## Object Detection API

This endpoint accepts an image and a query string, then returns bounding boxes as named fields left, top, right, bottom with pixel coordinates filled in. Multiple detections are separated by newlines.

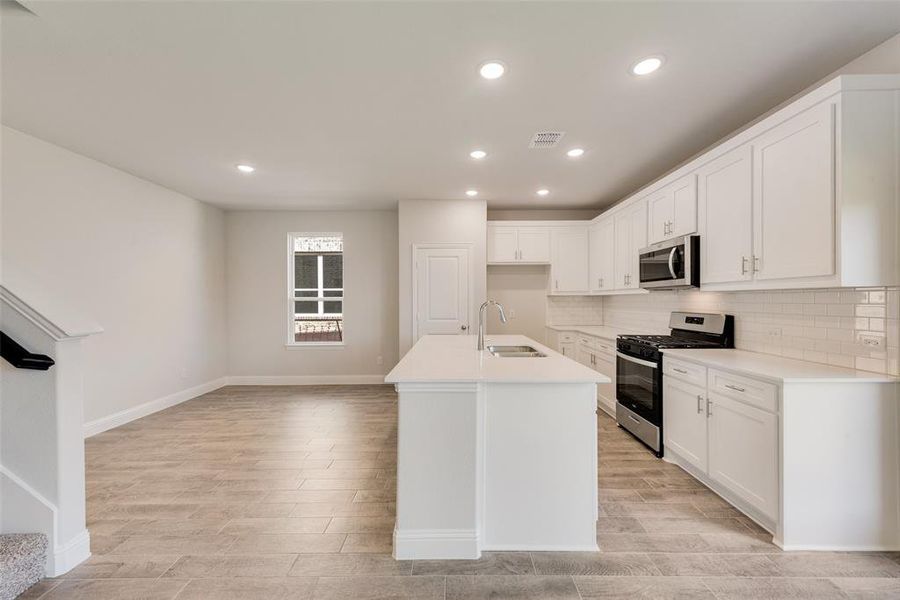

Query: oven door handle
left=667, top=247, right=678, bottom=279
left=616, top=351, right=658, bottom=369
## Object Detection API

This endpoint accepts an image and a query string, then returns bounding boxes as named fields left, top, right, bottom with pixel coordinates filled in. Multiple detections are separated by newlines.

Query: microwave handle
left=667, top=247, right=678, bottom=279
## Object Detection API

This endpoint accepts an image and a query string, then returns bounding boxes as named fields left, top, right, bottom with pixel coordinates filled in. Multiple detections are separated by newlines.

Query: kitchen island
left=384, top=334, right=608, bottom=559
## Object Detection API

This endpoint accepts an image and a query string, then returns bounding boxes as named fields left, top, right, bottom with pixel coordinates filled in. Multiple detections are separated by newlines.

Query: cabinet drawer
left=708, top=368, right=777, bottom=413
left=663, top=357, right=706, bottom=387
left=579, top=335, right=615, bottom=355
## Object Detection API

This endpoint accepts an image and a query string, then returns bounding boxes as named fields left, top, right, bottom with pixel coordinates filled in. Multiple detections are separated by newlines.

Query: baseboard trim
left=83, top=377, right=228, bottom=438
left=392, top=528, right=480, bottom=559
left=226, top=375, right=386, bottom=386
left=775, top=540, right=900, bottom=551
left=48, top=529, right=91, bottom=577
left=482, top=543, right=600, bottom=552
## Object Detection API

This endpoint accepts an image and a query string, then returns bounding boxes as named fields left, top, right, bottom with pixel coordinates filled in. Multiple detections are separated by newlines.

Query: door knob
left=461, top=325, right=468, bottom=331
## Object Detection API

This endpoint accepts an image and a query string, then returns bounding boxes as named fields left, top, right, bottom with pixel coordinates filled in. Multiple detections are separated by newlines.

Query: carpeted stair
left=0, top=534, right=47, bottom=600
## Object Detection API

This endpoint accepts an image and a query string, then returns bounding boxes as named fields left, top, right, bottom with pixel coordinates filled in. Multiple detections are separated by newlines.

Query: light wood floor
left=24, top=385, right=900, bottom=599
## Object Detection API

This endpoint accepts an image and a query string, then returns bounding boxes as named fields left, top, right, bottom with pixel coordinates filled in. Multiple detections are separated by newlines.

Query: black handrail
left=0, top=331, right=55, bottom=370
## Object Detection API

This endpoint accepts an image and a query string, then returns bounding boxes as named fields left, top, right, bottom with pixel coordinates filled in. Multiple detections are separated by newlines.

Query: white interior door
left=414, top=246, right=469, bottom=339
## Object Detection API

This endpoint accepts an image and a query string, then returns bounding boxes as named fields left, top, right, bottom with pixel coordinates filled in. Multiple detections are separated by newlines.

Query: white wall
left=398, top=200, right=487, bottom=356
left=0, top=126, right=227, bottom=426
left=226, top=210, right=398, bottom=380
left=485, top=265, right=549, bottom=343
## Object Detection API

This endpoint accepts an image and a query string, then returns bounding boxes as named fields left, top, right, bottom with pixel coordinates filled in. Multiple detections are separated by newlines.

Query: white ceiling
left=3, top=1, right=899, bottom=211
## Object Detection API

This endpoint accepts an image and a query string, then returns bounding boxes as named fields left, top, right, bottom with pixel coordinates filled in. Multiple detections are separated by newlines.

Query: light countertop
left=662, top=348, right=899, bottom=384
left=385, top=334, right=608, bottom=384
left=546, top=324, right=640, bottom=340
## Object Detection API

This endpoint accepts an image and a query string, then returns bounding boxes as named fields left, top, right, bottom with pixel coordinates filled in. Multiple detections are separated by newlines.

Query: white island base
left=386, top=335, right=605, bottom=559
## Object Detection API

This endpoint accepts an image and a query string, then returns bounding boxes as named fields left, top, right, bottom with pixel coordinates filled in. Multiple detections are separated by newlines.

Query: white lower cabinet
left=707, top=393, right=779, bottom=521
left=663, top=357, right=779, bottom=527
left=570, top=334, right=617, bottom=415
left=663, top=377, right=708, bottom=473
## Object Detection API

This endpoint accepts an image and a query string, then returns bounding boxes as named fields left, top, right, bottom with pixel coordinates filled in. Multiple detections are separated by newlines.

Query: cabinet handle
left=599, top=277, right=604, bottom=288
left=597, top=278, right=601, bottom=288
left=706, top=398, right=713, bottom=418
left=753, top=256, right=760, bottom=273
left=673, top=367, right=688, bottom=374
left=697, top=394, right=703, bottom=414
left=555, top=279, right=559, bottom=289
left=724, top=383, right=746, bottom=393
left=741, top=256, right=748, bottom=275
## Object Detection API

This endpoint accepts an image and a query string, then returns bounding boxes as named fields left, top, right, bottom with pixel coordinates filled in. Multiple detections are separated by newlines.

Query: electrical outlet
left=858, top=333, right=885, bottom=349
left=507, top=309, right=516, bottom=319
left=766, top=327, right=782, bottom=338
left=376, top=355, right=383, bottom=365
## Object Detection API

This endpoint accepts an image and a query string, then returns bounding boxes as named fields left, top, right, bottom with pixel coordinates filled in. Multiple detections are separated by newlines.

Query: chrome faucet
left=477, top=300, right=508, bottom=351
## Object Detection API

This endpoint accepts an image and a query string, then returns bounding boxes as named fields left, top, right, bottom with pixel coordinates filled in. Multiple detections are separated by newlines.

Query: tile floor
left=23, top=385, right=900, bottom=599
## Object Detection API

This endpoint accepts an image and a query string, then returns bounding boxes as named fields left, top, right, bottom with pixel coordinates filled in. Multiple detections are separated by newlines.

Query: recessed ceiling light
left=631, top=56, right=663, bottom=76
left=236, top=164, right=255, bottom=173
left=536, top=189, right=550, bottom=197
left=479, top=61, right=506, bottom=80
left=469, top=150, right=487, bottom=160
left=566, top=148, right=585, bottom=158
left=466, top=189, right=479, bottom=197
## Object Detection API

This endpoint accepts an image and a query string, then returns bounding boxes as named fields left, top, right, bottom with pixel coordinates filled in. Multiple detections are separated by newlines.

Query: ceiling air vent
left=528, top=131, right=566, bottom=149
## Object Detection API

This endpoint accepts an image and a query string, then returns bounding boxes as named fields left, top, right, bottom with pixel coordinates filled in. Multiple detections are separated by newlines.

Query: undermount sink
left=486, top=345, right=547, bottom=358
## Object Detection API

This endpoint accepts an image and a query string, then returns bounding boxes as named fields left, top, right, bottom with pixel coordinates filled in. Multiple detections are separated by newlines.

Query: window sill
left=285, top=342, right=346, bottom=350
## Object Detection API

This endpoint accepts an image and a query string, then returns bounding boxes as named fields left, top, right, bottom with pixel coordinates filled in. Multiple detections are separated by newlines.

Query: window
left=288, top=233, right=343, bottom=344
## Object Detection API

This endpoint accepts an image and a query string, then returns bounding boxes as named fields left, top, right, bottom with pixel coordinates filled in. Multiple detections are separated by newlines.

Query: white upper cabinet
left=614, top=200, right=647, bottom=290
left=647, top=189, right=670, bottom=246
left=647, top=174, right=697, bottom=245
left=698, top=145, right=754, bottom=285
left=589, top=218, right=615, bottom=292
left=517, top=227, right=552, bottom=263
left=752, top=101, right=834, bottom=281
left=487, top=226, right=518, bottom=263
left=695, top=76, right=900, bottom=290
left=551, top=226, right=589, bottom=293
left=670, top=175, right=698, bottom=239
left=487, top=224, right=550, bottom=264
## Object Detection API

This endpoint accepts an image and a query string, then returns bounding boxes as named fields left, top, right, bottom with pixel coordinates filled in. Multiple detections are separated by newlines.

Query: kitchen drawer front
left=663, top=357, right=707, bottom=388
left=558, top=332, right=577, bottom=343
left=708, top=368, right=777, bottom=413
left=594, top=338, right=616, bottom=360
left=579, top=335, right=615, bottom=358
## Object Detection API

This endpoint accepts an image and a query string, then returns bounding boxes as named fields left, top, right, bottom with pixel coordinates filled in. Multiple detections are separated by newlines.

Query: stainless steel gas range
left=615, top=312, right=734, bottom=457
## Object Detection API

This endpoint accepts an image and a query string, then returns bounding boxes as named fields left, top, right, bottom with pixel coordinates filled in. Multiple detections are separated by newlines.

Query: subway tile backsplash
left=550, top=287, right=899, bottom=376
left=547, top=295, right=603, bottom=326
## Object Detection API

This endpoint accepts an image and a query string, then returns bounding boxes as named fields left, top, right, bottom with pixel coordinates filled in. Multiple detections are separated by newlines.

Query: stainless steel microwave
left=638, top=235, right=700, bottom=290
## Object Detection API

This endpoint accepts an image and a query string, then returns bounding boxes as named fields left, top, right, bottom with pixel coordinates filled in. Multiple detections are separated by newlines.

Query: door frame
left=411, top=243, right=473, bottom=343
